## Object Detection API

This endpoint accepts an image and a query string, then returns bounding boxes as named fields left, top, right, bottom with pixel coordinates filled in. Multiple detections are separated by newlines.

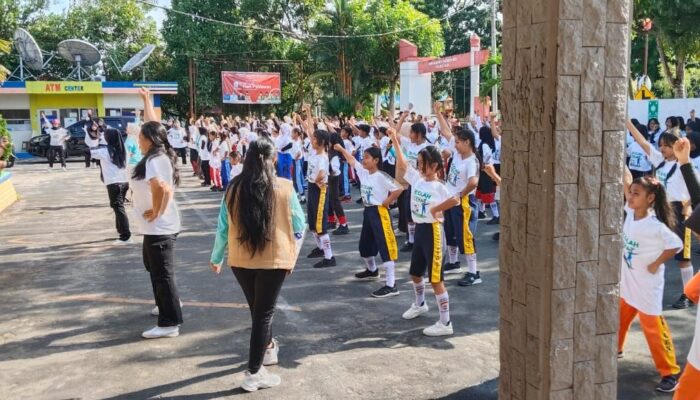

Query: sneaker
left=313, top=257, right=336, bottom=268
left=402, top=302, right=429, bottom=320
left=332, top=225, right=350, bottom=235
left=356, top=198, right=363, bottom=204
left=300, top=198, right=307, bottom=205
left=262, top=338, right=279, bottom=366
left=306, top=248, right=325, bottom=258
left=458, top=271, right=483, bottom=286
left=400, top=242, right=414, bottom=252
left=655, top=374, right=680, bottom=393
left=423, top=320, right=453, bottom=336
left=142, top=326, right=179, bottom=339
left=327, top=222, right=338, bottom=230
left=478, top=211, right=486, bottom=219
left=492, top=232, right=500, bottom=241
left=113, top=238, right=134, bottom=246
left=151, top=300, right=183, bottom=316
left=355, top=269, right=379, bottom=279
left=241, top=366, right=281, bottom=392
left=487, top=217, right=500, bottom=225
left=443, top=262, right=462, bottom=275
left=61, top=166, right=67, bottom=171
left=672, top=294, right=692, bottom=309
left=371, top=285, right=399, bottom=298
left=617, top=351, right=623, bottom=359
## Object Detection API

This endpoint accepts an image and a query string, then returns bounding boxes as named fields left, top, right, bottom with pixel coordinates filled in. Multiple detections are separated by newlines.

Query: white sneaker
left=151, top=300, right=183, bottom=316
left=62, top=166, right=67, bottom=171
left=141, top=325, right=179, bottom=339
left=422, top=320, right=453, bottom=336
left=263, top=338, right=279, bottom=366
left=241, top=366, right=281, bottom=392
left=113, top=238, right=134, bottom=246
left=402, top=302, right=429, bottom=320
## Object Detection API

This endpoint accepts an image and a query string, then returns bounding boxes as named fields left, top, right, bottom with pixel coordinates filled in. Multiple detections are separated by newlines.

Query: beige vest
left=227, top=178, right=297, bottom=270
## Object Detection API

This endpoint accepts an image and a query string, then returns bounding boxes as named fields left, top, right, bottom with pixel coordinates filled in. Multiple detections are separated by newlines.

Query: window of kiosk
left=0, top=109, right=31, bottom=131
left=106, top=108, right=122, bottom=117
left=80, top=108, right=96, bottom=120
left=59, top=109, right=80, bottom=127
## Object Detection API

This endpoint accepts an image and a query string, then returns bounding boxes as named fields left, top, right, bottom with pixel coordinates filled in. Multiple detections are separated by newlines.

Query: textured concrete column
left=499, top=0, right=630, bottom=398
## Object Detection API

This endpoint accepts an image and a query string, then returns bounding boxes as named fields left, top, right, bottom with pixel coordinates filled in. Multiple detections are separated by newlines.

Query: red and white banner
left=222, top=72, right=281, bottom=104
left=418, top=50, right=490, bottom=74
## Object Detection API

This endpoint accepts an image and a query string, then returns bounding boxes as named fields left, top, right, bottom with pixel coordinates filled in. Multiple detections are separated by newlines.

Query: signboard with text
left=418, top=50, right=490, bottom=74
left=221, top=72, right=282, bottom=104
left=25, top=81, right=103, bottom=94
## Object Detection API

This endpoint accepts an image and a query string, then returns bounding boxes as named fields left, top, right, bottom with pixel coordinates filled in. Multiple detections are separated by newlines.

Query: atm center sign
left=26, top=81, right=102, bottom=94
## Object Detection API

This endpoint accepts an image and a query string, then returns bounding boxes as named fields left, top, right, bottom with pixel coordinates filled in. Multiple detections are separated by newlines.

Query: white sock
left=435, top=292, right=450, bottom=325
left=681, top=266, right=695, bottom=288
left=490, top=202, right=500, bottom=218
left=413, top=279, right=425, bottom=306
left=312, top=232, right=321, bottom=249
left=364, top=257, right=378, bottom=272
left=447, top=246, right=459, bottom=264
left=320, top=234, right=333, bottom=259
left=465, top=253, right=477, bottom=274
left=408, top=223, right=416, bottom=244
left=384, top=261, right=396, bottom=287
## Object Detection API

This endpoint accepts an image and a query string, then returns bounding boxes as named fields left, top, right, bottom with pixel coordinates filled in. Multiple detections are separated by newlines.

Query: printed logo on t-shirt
left=447, top=163, right=459, bottom=187
left=412, top=189, right=432, bottom=218
left=361, top=184, right=374, bottom=205
left=623, top=232, right=639, bottom=269
left=630, top=153, right=643, bottom=168
left=656, top=170, right=668, bottom=188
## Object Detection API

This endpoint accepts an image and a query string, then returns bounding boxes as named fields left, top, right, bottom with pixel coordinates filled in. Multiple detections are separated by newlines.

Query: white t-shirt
left=648, top=147, right=689, bottom=202
left=404, top=166, right=452, bottom=224
left=229, top=163, right=243, bottom=181
left=330, top=155, right=341, bottom=177
left=218, top=140, right=230, bottom=160
left=198, top=135, right=210, bottom=161
left=480, top=144, right=494, bottom=165
left=343, top=139, right=355, bottom=155
left=354, top=163, right=401, bottom=206
left=649, top=129, right=662, bottom=150
left=167, top=128, right=186, bottom=149
left=446, top=153, right=479, bottom=197
left=209, top=139, right=222, bottom=169
left=89, top=148, right=129, bottom=185
left=620, top=205, right=682, bottom=315
left=188, top=126, right=199, bottom=150
left=400, top=137, right=430, bottom=169
left=626, top=142, right=653, bottom=172
left=352, top=136, right=363, bottom=155
left=131, top=154, right=181, bottom=235
left=379, top=136, right=396, bottom=165
left=307, top=153, right=329, bottom=184
left=493, top=137, right=502, bottom=164
left=49, top=128, right=70, bottom=146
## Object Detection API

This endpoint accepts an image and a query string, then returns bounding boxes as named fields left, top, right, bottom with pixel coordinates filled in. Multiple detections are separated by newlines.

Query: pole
left=643, top=32, right=649, bottom=77
left=188, top=57, right=194, bottom=118
left=491, top=0, right=499, bottom=113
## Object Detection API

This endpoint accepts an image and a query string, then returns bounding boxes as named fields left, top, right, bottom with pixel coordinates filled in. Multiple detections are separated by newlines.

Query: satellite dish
left=57, top=39, right=101, bottom=80
left=121, top=44, right=156, bottom=73
left=13, top=28, right=43, bottom=71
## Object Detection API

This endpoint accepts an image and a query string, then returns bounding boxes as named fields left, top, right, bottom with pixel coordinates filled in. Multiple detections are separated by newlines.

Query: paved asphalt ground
left=0, top=160, right=697, bottom=399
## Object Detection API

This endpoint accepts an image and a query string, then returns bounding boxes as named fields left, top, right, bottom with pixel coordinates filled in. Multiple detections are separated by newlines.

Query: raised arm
left=623, top=165, right=633, bottom=202
left=395, top=110, right=410, bottom=137
left=433, top=101, right=453, bottom=142
left=627, top=119, right=652, bottom=156
left=388, top=128, right=407, bottom=173
left=138, top=87, right=158, bottom=123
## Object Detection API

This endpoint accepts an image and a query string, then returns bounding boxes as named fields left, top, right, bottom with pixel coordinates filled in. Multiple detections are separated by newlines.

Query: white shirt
left=626, top=142, right=653, bottom=172
left=330, top=155, right=341, bottom=177
left=404, top=166, right=453, bottom=224
left=131, top=154, right=181, bottom=235
left=167, top=128, right=186, bottom=149
left=229, top=163, right=243, bottom=181
left=446, top=153, right=479, bottom=197
left=84, top=131, right=100, bottom=149
left=620, top=206, right=682, bottom=315
left=188, top=126, right=199, bottom=150
left=379, top=136, right=395, bottom=165
left=354, top=163, right=401, bottom=206
left=400, top=137, right=430, bottom=169
left=648, top=147, right=689, bottom=202
left=493, top=138, right=502, bottom=164
left=292, top=139, right=303, bottom=160
left=480, top=144, right=494, bottom=165
left=198, top=135, right=210, bottom=161
left=218, top=140, right=230, bottom=160
left=49, top=128, right=70, bottom=146
left=209, top=139, right=221, bottom=168
left=89, top=148, right=129, bottom=185
left=307, top=153, right=329, bottom=184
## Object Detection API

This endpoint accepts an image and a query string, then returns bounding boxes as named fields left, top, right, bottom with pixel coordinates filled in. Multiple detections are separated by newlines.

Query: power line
left=135, top=0, right=474, bottom=39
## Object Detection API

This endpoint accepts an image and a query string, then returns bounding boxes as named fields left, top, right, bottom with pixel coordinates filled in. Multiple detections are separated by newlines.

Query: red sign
left=222, top=72, right=281, bottom=104
left=418, top=50, right=490, bottom=74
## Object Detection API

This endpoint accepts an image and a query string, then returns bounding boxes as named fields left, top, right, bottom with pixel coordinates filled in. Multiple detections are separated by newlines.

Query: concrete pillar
left=469, top=34, right=481, bottom=117
left=399, top=60, right=432, bottom=117
left=498, top=0, right=630, bottom=398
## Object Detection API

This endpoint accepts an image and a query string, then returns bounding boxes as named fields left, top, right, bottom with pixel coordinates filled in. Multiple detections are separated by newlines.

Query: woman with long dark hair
left=476, top=126, right=499, bottom=224
left=133, top=88, right=183, bottom=339
left=210, top=135, right=306, bottom=392
left=89, top=128, right=131, bottom=244
left=327, top=132, right=349, bottom=235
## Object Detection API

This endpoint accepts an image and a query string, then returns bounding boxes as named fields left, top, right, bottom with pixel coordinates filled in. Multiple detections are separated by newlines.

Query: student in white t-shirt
left=198, top=127, right=211, bottom=187
left=167, top=120, right=187, bottom=165
left=132, top=87, right=183, bottom=340
left=628, top=120, right=696, bottom=310
left=391, top=128, right=459, bottom=337
left=619, top=166, right=683, bottom=393
left=48, top=119, right=70, bottom=170
left=627, top=122, right=653, bottom=178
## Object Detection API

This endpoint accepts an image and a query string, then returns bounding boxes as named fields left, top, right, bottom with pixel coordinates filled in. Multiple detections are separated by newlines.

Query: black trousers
left=143, top=234, right=183, bottom=327
left=328, top=174, right=345, bottom=219
left=107, top=182, right=131, bottom=241
left=176, top=147, right=187, bottom=164
left=397, top=189, right=410, bottom=233
left=231, top=267, right=287, bottom=374
left=48, top=145, right=66, bottom=168
left=201, top=160, right=211, bottom=185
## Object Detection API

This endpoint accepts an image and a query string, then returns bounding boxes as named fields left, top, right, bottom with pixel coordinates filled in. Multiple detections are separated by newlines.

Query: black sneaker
left=400, top=242, right=414, bottom=252
left=458, top=271, right=483, bottom=286
left=656, top=374, right=680, bottom=393
left=478, top=211, right=486, bottom=219
left=327, top=222, right=337, bottom=230
left=371, top=285, right=399, bottom=298
left=355, top=198, right=363, bottom=204
left=617, top=351, right=623, bottom=359
left=300, top=198, right=307, bottom=205
left=333, top=225, right=350, bottom=235
left=443, top=262, right=462, bottom=274
left=492, top=232, right=500, bottom=241
left=672, top=294, right=692, bottom=309
left=487, top=217, right=500, bottom=225
left=307, top=248, right=324, bottom=258
left=313, top=257, right=337, bottom=268
left=355, top=269, right=379, bottom=279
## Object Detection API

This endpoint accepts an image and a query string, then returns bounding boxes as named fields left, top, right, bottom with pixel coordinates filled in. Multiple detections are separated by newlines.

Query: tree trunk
left=388, top=79, right=397, bottom=119
left=673, top=49, right=687, bottom=98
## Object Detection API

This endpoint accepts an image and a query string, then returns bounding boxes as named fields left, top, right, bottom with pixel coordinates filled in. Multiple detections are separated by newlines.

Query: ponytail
left=633, top=176, right=676, bottom=230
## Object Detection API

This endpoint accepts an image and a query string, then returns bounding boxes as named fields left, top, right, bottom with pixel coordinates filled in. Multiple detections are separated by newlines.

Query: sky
left=48, top=0, right=169, bottom=29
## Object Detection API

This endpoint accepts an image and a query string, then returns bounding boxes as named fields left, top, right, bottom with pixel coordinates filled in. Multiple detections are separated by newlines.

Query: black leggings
left=328, top=174, right=345, bottom=219
left=107, top=182, right=131, bottom=241
left=201, top=160, right=211, bottom=185
left=231, top=267, right=287, bottom=374
left=143, top=234, right=182, bottom=327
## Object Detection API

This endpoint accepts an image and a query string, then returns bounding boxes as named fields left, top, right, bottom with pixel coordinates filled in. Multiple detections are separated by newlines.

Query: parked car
left=27, top=117, right=135, bottom=158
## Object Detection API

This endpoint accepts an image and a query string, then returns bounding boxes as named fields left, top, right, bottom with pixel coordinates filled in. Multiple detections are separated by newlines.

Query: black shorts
left=189, top=148, right=199, bottom=161
left=409, top=223, right=444, bottom=283
left=307, top=183, right=329, bottom=234
left=672, top=201, right=692, bottom=261
left=359, top=206, right=398, bottom=262
left=444, top=195, right=476, bottom=255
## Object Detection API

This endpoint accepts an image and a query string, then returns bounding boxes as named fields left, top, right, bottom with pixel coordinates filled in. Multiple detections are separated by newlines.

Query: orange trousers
left=618, top=298, right=681, bottom=377
left=674, top=362, right=700, bottom=400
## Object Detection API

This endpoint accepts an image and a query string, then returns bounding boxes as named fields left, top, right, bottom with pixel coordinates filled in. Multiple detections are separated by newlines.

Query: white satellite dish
left=9, top=28, right=44, bottom=81
left=121, top=44, right=156, bottom=74
left=57, top=39, right=101, bottom=81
